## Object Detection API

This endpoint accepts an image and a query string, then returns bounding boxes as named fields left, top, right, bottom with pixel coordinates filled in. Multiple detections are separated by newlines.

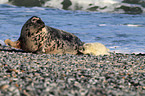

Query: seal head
left=18, top=16, right=47, bottom=52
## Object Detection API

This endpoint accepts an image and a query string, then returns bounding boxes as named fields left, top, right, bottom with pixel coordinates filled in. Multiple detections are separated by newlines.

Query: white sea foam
left=0, top=0, right=9, bottom=4
left=44, top=0, right=121, bottom=12
left=98, top=24, right=107, bottom=26
left=70, top=0, right=119, bottom=11
left=126, top=24, right=142, bottom=27
left=44, top=0, right=63, bottom=9
left=43, top=0, right=145, bottom=13
left=32, top=7, right=46, bottom=10
left=0, top=0, right=144, bottom=14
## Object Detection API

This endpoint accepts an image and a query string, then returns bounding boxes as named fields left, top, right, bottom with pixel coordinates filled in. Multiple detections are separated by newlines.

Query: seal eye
left=37, top=20, right=42, bottom=24
left=32, top=19, right=36, bottom=21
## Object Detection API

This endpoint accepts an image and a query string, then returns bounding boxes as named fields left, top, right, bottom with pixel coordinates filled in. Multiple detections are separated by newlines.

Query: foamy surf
left=1, top=0, right=145, bottom=14
left=125, top=24, right=142, bottom=27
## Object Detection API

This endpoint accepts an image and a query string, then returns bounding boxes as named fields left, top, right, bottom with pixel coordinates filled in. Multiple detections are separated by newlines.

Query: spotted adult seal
left=5, top=16, right=109, bottom=55
left=5, top=16, right=84, bottom=54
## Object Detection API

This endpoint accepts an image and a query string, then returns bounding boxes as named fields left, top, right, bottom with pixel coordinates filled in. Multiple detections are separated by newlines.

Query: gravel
left=0, top=45, right=145, bottom=96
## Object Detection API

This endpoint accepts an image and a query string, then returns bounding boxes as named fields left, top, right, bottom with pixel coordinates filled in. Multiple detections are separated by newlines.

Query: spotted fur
left=5, top=16, right=84, bottom=54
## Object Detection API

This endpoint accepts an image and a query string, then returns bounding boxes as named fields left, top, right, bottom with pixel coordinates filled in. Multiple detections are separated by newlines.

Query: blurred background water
left=0, top=0, right=145, bottom=53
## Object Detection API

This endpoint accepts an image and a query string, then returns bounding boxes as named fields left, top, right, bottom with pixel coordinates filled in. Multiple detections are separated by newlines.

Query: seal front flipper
left=4, top=39, right=21, bottom=49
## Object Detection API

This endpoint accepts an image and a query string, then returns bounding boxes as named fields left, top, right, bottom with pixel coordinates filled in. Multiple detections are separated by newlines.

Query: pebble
left=0, top=45, right=145, bottom=96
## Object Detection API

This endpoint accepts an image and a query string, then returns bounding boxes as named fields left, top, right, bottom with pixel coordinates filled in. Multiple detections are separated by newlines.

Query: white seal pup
left=80, top=42, right=110, bottom=56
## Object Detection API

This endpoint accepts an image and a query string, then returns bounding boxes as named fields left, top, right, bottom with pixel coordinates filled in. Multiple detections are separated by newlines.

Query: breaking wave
left=1, top=0, right=145, bottom=14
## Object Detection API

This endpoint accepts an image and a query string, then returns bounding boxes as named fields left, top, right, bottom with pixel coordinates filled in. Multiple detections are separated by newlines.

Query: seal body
left=44, top=26, right=83, bottom=54
left=5, top=16, right=83, bottom=54
left=80, top=42, right=110, bottom=56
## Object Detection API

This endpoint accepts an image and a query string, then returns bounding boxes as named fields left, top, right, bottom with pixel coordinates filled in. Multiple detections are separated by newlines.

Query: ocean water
left=0, top=0, right=145, bottom=54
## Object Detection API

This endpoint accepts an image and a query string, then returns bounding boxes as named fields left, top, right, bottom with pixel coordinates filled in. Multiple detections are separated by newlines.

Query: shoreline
left=0, top=45, right=145, bottom=95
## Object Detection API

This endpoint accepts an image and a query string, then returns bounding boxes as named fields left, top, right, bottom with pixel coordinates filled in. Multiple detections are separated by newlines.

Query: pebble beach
left=0, top=1, right=145, bottom=96
left=0, top=45, right=144, bottom=96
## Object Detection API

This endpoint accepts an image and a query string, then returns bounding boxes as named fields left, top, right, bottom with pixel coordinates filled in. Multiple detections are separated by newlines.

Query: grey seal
left=5, top=16, right=84, bottom=54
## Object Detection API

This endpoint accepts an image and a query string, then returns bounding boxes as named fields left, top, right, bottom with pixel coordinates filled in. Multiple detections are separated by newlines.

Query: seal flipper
left=4, top=39, right=21, bottom=49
